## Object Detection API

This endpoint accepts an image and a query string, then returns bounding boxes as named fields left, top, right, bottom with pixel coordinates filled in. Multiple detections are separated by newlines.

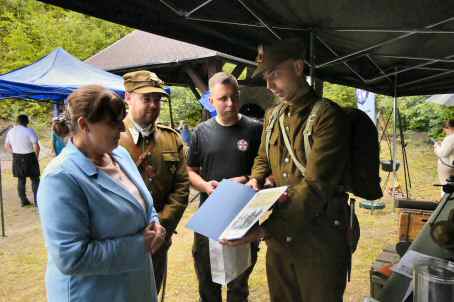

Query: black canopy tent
left=38, top=0, right=454, bottom=97
left=34, top=1, right=454, bottom=301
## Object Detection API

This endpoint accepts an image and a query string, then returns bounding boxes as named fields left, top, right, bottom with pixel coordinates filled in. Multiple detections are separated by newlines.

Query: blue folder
left=186, top=179, right=256, bottom=240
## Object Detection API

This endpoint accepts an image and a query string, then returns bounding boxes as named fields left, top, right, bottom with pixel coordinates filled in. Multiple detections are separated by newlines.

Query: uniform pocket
left=161, top=151, right=179, bottom=174
left=161, top=151, right=179, bottom=162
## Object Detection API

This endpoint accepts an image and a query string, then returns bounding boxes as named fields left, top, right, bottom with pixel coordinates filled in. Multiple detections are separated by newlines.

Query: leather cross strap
left=277, top=100, right=324, bottom=177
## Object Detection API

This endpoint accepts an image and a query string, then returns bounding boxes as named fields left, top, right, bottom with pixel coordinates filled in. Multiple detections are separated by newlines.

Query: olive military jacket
left=119, top=116, right=190, bottom=236
left=251, top=89, right=350, bottom=263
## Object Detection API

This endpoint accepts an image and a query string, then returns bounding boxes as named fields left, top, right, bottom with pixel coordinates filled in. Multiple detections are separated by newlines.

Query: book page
left=220, top=186, right=287, bottom=240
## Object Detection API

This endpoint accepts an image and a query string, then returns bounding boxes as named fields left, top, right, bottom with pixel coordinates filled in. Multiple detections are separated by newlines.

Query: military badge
left=169, top=164, right=177, bottom=174
left=144, top=165, right=156, bottom=183
left=237, top=139, right=249, bottom=152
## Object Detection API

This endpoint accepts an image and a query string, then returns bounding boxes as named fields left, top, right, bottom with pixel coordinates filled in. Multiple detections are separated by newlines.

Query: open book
left=186, top=179, right=287, bottom=241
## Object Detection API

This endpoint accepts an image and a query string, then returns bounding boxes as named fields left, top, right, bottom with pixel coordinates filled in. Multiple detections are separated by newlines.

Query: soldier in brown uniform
left=223, top=40, right=351, bottom=301
left=119, top=71, right=190, bottom=292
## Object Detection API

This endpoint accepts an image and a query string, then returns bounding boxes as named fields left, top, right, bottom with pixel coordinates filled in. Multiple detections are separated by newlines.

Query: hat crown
left=252, top=39, right=306, bottom=78
left=124, top=70, right=163, bottom=85
left=123, top=70, right=167, bottom=95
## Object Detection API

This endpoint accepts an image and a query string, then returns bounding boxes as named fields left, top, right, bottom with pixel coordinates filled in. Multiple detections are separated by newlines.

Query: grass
left=0, top=131, right=442, bottom=302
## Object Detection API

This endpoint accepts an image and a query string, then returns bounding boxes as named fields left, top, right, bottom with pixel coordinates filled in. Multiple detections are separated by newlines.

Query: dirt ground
left=0, top=131, right=442, bottom=302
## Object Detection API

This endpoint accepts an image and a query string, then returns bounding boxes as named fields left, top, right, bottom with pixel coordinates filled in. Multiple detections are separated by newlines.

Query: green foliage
left=376, top=95, right=454, bottom=138
left=159, top=87, right=202, bottom=127
left=323, top=83, right=357, bottom=108
left=0, top=0, right=132, bottom=128
left=1, top=0, right=453, bottom=136
left=323, top=82, right=454, bottom=138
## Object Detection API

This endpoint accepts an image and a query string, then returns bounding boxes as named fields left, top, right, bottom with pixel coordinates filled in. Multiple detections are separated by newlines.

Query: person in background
left=181, top=122, right=192, bottom=145
left=434, top=119, right=454, bottom=185
left=51, top=116, right=70, bottom=156
left=38, top=85, right=165, bottom=302
left=4, top=114, right=40, bottom=207
left=187, top=72, right=262, bottom=302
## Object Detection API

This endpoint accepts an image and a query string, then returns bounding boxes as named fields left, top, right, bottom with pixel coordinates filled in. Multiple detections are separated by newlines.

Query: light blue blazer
left=38, top=142, right=159, bottom=302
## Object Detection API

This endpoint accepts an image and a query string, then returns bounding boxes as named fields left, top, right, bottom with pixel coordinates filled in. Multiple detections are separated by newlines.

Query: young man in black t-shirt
left=187, top=72, right=262, bottom=302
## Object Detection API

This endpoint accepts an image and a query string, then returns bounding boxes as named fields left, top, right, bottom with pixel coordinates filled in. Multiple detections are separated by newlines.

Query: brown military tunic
left=251, top=89, right=350, bottom=302
left=119, top=115, right=190, bottom=291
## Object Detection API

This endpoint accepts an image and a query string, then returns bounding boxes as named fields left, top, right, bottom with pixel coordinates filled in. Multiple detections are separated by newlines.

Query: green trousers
left=192, top=233, right=259, bottom=302
left=266, top=245, right=347, bottom=302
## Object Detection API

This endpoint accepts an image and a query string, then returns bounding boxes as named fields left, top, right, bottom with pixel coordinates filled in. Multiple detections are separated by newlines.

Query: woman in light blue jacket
left=38, top=85, right=166, bottom=302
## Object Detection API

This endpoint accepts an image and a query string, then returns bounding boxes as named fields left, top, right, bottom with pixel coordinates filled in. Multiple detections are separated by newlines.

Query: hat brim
left=252, top=61, right=280, bottom=78
left=132, top=86, right=169, bottom=96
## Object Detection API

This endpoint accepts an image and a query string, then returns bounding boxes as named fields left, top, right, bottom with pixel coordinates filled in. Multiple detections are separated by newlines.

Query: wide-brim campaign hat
left=123, top=70, right=169, bottom=96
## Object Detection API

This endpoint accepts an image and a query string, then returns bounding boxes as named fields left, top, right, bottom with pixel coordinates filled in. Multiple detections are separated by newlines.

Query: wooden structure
left=86, top=30, right=275, bottom=117
left=398, top=209, right=432, bottom=242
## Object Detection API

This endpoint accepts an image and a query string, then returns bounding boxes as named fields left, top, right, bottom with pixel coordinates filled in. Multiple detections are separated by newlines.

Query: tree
left=159, top=87, right=202, bottom=127
left=0, top=0, right=132, bottom=130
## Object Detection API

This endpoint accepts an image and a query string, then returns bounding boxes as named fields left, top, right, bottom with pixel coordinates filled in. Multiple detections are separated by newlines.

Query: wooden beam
left=231, top=64, right=246, bottom=78
left=184, top=66, right=208, bottom=92
left=245, top=66, right=256, bottom=80
left=207, top=58, right=222, bottom=78
left=189, top=83, right=201, bottom=100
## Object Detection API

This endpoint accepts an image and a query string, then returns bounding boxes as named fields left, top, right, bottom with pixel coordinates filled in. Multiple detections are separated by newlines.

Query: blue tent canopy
left=0, top=48, right=125, bottom=102
left=199, top=91, right=216, bottom=117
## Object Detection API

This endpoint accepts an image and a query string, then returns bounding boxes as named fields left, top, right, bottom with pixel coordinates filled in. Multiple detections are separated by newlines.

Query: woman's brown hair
left=63, top=85, right=125, bottom=132
left=444, top=119, right=454, bottom=129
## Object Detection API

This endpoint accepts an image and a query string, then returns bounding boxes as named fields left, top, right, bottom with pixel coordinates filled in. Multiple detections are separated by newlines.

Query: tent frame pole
left=310, top=31, right=315, bottom=88
left=315, top=35, right=367, bottom=83
left=185, top=0, right=215, bottom=17
left=315, top=17, right=454, bottom=69
left=236, top=0, right=281, bottom=39
left=392, top=69, right=398, bottom=203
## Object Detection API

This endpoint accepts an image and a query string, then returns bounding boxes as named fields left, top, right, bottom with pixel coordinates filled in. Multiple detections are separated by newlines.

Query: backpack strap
left=265, top=104, right=285, bottom=162
left=278, top=100, right=324, bottom=177
left=279, top=113, right=307, bottom=176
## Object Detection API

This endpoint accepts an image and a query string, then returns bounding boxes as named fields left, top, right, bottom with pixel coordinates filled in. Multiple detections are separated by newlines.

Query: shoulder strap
left=303, top=100, right=324, bottom=161
left=278, top=100, right=324, bottom=177
left=265, top=104, right=285, bottom=161
left=279, top=113, right=307, bottom=176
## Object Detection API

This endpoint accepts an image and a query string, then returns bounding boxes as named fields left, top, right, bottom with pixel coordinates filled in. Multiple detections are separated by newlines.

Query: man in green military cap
left=223, top=39, right=351, bottom=301
left=119, top=70, right=190, bottom=293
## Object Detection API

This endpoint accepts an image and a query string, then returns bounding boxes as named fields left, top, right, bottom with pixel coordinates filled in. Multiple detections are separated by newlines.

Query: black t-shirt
left=188, top=116, right=263, bottom=201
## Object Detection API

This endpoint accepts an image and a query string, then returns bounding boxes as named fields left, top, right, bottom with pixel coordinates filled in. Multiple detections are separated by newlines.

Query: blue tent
left=0, top=48, right=125, bottom=102
left=199, top=91, right=216, bottom=117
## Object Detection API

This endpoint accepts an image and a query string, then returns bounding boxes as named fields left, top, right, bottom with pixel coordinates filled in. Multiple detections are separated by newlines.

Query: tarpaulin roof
left=38, top=0, right=454, bottom=97
left=0, top=48, right=125, bottom=102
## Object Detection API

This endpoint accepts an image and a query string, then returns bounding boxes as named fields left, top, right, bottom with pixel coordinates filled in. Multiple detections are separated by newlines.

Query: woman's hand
left=144, top=222, right=167, bottom=254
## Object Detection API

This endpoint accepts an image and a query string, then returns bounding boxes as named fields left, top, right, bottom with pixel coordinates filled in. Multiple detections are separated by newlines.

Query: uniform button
left=333, top=220, right=341, bottom=226
left=284, top=158, right=289, bottom=163
left=286, top=236, right=293, bottom=243
left=283, top=172, right=288, bottom=178
left=287, top=112, right=291, bottom=117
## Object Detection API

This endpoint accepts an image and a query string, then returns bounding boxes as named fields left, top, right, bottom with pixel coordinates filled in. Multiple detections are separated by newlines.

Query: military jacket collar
left=284, top=89, right=318, bottom=115
left=124, top=116, right=155, bottom=145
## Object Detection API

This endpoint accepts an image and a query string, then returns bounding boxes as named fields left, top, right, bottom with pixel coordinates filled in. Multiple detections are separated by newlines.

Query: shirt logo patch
left=237, top=139, right=249, bottom=152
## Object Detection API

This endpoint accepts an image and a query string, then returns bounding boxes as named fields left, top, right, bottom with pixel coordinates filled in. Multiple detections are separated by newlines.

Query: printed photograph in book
left=220, top=186, right=287, bottom=240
